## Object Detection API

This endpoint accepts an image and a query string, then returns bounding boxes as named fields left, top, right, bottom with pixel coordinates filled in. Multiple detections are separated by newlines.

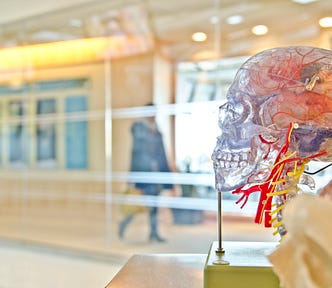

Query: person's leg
left=118, top=214, right=134, bottom=239
left=149, top=206, right=165, bottom=242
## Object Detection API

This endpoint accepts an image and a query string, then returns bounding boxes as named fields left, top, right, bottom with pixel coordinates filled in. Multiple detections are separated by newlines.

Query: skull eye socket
left=219, top=100, right=248, bottom=126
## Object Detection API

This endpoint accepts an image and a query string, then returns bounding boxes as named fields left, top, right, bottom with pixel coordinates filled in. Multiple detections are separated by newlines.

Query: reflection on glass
left=0, top=102, right=2, bottom=166
left=36, top=98, right=56, bottom=167
left=9, top=100, right=28, bottom=167
left=65, top=96, right=88, bottom=169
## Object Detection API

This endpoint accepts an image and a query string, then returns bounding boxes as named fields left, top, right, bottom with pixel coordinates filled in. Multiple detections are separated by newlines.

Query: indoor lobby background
left=0, top=0, right=331, bottom=287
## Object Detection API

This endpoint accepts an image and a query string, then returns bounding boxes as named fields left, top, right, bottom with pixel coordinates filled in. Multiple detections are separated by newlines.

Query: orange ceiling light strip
left=0, top=35, right=153, bottom=73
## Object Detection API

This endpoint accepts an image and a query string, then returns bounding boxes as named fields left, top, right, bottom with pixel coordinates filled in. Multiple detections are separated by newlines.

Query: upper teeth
left=214, top=151, right=249, bottom=169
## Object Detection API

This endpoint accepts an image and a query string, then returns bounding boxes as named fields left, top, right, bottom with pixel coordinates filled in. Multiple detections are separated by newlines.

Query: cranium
left=212, top=46, right=332, bottom=194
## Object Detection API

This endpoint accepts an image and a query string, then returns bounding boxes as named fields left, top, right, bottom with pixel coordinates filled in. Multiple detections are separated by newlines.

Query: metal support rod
left=216, top=192, right=224, bottom=254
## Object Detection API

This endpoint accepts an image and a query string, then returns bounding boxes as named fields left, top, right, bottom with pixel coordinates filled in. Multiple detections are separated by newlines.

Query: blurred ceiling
left=0, top=0, right=331, bottom=62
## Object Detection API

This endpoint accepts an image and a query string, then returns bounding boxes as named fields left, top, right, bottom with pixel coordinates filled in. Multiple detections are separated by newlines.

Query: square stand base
left=204, top=241, right=280, bottom=288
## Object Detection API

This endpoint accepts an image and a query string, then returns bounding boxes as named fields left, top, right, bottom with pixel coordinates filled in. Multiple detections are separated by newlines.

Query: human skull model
left=212, top=46, right=332, bottom=194
left=211, top=46, right=332, bottom=284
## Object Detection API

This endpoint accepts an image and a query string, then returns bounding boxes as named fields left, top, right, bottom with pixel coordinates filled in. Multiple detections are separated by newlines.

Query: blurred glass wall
left=0, top=0, right=330, bottom=255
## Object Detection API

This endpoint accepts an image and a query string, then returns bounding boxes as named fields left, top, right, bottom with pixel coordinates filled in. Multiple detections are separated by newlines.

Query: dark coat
left=130, top=120, right=173, bottom=195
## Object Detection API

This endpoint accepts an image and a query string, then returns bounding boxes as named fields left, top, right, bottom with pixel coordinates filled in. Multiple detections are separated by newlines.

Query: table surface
left=106, top=241, right=279, bottom=288
left=106, top=253, right=206, bottom=288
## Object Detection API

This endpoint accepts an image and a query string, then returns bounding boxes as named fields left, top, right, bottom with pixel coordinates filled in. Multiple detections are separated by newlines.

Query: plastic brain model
left=212, top=46, right=332, bottom=237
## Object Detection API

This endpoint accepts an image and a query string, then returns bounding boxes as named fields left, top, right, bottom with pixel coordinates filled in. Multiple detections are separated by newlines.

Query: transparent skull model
left=212, top=46, right=332, bottom=236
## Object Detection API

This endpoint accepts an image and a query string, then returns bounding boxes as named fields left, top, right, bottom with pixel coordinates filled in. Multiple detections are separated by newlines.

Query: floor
left=0, top=196, right=277, bottom=288
left=0, top=240, right=122, bottom=288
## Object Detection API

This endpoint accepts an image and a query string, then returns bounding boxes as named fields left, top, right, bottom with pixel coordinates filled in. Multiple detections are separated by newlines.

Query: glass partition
left=0, top=0, right=330, bottom=262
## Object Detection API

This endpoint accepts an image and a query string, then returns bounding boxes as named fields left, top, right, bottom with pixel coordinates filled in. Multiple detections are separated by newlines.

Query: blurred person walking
left=118, top=103, right=173, bottom=242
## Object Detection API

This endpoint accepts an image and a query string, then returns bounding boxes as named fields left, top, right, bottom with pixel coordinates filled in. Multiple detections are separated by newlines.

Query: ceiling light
left=226, top=15, right=243, bottom=25
left=0, top=36, right=154, bottom=73
left=292, top=0, right=317, bottom=4
left=69, top=19, right=82, bottom=27
left=251, top=25, right=268, bottom=36
left=192, top=32, right=207, bottom=42
left=319, top=17, right=332, bottom=28
left=210, top=16, right=219, bottom=24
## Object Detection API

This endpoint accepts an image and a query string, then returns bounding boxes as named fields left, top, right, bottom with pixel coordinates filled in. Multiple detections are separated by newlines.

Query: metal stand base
left=204, top=241, right=280, bottom=288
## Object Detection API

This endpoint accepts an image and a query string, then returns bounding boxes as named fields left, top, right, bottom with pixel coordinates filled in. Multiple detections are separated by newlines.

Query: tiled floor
left=0, top=197, right=277, bottom=287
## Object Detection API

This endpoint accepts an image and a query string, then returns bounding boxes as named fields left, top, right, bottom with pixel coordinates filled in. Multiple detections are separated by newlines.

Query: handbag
left=120, top=186, right=146, bottom=215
